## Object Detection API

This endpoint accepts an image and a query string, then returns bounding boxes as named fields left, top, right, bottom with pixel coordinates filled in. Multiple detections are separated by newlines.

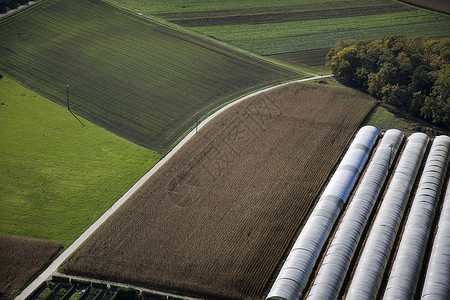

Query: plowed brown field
left=61, top=82, right=375, bottom=299
left=0, top=235, right=61, bottom=298
left=401, top=0, right=450, bottom=14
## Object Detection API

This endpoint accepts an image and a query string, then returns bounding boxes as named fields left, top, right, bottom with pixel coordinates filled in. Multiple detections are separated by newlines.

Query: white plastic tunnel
left=420, top=177, right=450, bottom=300
left=384, top=135, right=450, bottom=300
left=266, top=126, right=380, bottom=300
left=307, top=129, right=404, bottom=300
left=346, top=132, right=429, bottom=300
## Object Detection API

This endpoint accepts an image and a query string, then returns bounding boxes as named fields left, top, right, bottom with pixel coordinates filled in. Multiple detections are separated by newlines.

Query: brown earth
left=163, top=4, right=413, bottom=27
left=400, top=0, right=450, bottom=14
left=61, top=82, right=375, bottom=299
left=0, top=235, right=61, bottom=298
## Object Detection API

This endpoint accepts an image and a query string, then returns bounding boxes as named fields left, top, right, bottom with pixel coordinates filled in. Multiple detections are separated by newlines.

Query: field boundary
left=0, top=0, right=41, bottom=19
left=0, top=0, right=305, bottom=152
left=15, top=74, right=331, bottom=300
left=398, top=0, right=450, bottom=15
left=51, top=272, right=204, bottom=300
left=102, top=0, right=314, bottom=76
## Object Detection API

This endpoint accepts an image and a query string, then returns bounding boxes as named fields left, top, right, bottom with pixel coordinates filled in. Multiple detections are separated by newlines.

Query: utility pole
left=66, top=83, right=70, bottom=111
left=196, top=112, right=199, bottom=133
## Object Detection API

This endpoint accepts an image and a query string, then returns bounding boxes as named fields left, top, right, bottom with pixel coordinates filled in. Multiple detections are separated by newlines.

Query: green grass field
left=363, top=105, right=419, bottom=135
left=114, top=0, right=450, bottom=73
left=0, top=75, right=162, bottom=246
left=0, top=0, right=300, bottom=154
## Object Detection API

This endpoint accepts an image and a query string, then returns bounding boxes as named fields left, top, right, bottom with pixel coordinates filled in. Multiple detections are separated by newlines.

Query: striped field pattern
left=113, top=0, right=450, bottom=72
left=0, top=0, right=300, bottom=153
left=61, top=82, right=375, bottom=300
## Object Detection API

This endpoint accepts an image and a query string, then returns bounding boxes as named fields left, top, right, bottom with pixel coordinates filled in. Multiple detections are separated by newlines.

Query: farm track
left=14, top=75, right=330, bottom=300
left=4, top=0, right=448, bottom=299
left=0, top=0, right=300, bottom=153
left=59, top=79, right=375, bottom=300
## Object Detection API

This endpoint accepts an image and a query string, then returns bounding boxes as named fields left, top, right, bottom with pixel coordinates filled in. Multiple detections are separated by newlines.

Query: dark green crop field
left=114, top=0, right=450, bottom=74
left=0, top=0, right=300, bottom=153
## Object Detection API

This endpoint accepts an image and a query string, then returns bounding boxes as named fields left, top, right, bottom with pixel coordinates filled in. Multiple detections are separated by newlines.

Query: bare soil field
left=0, top=235, right=61, bottom=298
left=61, top=82, right=375, bottom=299
left=401, top=0, right=450, bottom=14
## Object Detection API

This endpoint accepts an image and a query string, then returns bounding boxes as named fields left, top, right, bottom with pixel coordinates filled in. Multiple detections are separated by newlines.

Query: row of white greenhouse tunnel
left=267, top=126, right=450, bottom=300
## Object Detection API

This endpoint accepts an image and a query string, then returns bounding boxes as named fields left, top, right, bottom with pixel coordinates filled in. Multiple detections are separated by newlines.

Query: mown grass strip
left=0, top=0, right=300, bottom=153
left=0, top=75, right=162, bottom=246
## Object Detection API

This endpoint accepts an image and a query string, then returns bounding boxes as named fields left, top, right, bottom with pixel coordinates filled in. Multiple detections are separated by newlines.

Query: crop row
left=401, top=0, right=450, bottom=14
left=114, top=0, right=397, bottom=17
left=306, top=129, right=404, bottom=300
left=267, top=126, right=381, bottom=300
left=193, top=10, right=450, bottom=55
left=163, top=4, right=413, bottom=27
left=267, top=132, right=449, bottom=300
left=0, top=235, right=61, bottom=298
left=0, top=0, right=298, bottom=153
left=115, top=0, right=450, bottom=70
left=60, top=82, right=375, bottom=300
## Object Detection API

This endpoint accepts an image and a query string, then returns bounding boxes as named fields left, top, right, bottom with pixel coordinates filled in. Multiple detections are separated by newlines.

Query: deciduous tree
left=327, top=35, right=449, bottom=128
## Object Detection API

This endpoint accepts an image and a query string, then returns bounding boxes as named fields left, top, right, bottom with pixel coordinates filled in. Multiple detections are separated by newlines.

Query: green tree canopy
left=327, top=35, right=449, bottom=128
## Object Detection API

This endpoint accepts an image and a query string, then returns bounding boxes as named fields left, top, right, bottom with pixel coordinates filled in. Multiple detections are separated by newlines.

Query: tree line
left=0, top=0, right=35, bottom=13
left=327, top=35, right=449, bottom=129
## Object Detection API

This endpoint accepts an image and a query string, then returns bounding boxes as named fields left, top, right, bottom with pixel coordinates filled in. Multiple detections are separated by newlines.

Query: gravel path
left=14, top=73, right=331, bottom=300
